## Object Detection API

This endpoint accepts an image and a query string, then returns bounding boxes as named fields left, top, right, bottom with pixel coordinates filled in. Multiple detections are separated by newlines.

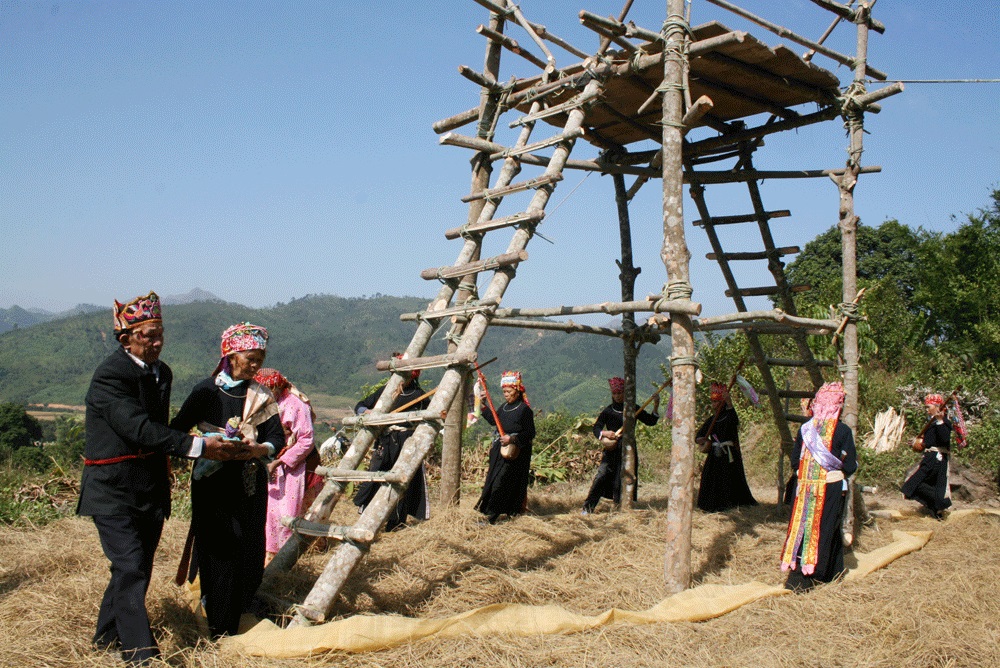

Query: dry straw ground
left=2, top=482, right=999, bottom=667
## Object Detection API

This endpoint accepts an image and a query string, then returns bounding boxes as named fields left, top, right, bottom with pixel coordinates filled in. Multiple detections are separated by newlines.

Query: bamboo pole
left=443, top=4, right=507, bottom=509
left=488, top=317, right=661, bottom=343
left=703, top=0, right=887, bottom=80
left=695, top=309, right=839, bottom=330
left=838, top=0, right=873, bottom=549
left=661, top=0, right=698, bottom=595
left=489, top=298, right=701, bottom=319
left=613, top=172, right=641, bottom=510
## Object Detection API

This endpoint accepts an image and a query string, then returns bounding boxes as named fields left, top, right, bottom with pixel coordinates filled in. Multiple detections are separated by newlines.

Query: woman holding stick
left=582, top=377, right=661, bottom=515
left=475, top=370, right=535, bottom=524
left=696, top=381, right=757, bottom=512
left=353, top=353, right=431, bottom=531
left=901, top=393, right=953, bottom=519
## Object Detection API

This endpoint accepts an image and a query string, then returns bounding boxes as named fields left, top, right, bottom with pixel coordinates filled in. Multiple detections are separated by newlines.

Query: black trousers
left=92, top=513, right=164, bottom=666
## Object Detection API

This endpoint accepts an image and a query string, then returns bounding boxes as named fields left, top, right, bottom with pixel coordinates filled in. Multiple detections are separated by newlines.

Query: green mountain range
left=0, top=294, right=671, bottom=415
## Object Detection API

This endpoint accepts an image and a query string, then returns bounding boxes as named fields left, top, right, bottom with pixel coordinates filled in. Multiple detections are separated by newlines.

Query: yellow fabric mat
left=223, top=527, right=941, bottom=658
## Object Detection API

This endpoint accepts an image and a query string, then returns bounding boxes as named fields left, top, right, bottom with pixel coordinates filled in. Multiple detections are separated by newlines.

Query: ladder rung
left=314, top=466, right=407, bottom=484
left=445, top=209, right=545, bottom=240
left=726, top=284, right=810, bottom=298
left=282, top=518, right=375, bottom=543
left=707, top=246, right=800, bottom=261
left=461, top=173, right=563, bottom=203
left=400, top=300, right=499, bottom=322
left=510, top=87, right=602, bottom=127
left=375, top=350, right=477, bottom=372
left=492, top=128, right=585, bottom=159
left=342, top=408, right=446, bottom=429
left=784, top=413, right=812, bottom=424
left=777, top=389, right=816, bottom=399
left=766, top=357, right=836, bottom=368
left=421, top=251, right=528, bottom=281
left=693, top=210, right=791, bottom=227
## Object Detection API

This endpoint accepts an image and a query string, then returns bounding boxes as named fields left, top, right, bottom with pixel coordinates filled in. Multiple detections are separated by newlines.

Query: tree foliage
left=0, top=402, right=43, bottom=460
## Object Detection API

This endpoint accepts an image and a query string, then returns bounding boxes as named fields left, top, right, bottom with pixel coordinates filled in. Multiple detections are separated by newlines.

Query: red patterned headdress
left=924, top=393, right=945, bottom=407
left=500, top=370, right=529, bottom=406
left=255, top=368, right=289, bottom=393
left=709, top=382, right=729, bottom=402
left=220, top=322, right=268, bottom=357
left=393, top=352, right=421, bottom=381
left=113, top=291, right=161, bottom=334
left=608, top=377, right=625, bottom=393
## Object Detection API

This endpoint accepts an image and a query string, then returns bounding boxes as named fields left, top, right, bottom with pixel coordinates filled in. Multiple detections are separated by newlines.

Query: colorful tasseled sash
left=780, top=418, right=838, bottom=575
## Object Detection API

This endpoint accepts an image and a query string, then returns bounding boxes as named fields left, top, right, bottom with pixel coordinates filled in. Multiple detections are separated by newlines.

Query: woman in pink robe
left=255, top=368, right=316, bottom=564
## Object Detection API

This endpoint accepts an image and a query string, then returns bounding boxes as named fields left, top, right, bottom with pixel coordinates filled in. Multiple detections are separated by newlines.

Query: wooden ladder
left=687, top=142, right=832, bottom=454
left=265, top=75, right=605, bottom=627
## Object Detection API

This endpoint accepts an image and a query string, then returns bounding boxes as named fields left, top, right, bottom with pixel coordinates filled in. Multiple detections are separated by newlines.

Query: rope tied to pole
left=669, top=354, right=699, bottom=369
left=663, top=279, right=693, bottom=302
left=838, top=361, right=859, bottom=376
left=837, top=301, right=860, bottom=322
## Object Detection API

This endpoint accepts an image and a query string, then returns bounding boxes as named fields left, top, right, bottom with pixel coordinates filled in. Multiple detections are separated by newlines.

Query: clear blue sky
left=2, top=1, right=997, bottom=319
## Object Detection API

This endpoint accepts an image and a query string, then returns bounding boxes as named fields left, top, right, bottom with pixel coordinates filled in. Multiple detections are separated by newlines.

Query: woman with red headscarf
left=695, top=382, right=757, bottom=512
left=475, top=370, right=535, bottom=524
left=901, top=393, right=953, bottom=518
left=171, top=322, right=284, bottom=637
left=780, top=381, right=857, bottom=592
left=582, top=376, right=660, bottom=515
left=254, top=368, right=320, bottom=565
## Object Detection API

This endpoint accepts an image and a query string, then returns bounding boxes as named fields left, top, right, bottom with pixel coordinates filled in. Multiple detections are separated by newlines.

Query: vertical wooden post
left=613, top=173, right=641, bottom=510
left=661, top=0, right=698, bottom=594
left=440, top=3, right=507, bottom=507
left=838, top=2, right=871, bottom=542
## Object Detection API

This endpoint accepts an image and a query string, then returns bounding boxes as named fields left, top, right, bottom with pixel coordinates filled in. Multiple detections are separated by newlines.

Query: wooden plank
left=282, top=518, right=375, bottom=543
left=421, top=251, right=528, bottom=281
left=461, top=173, right=563, bottom=203
left=314, top=467, right=407, bottom=484
left=694, top=209, right=790, bottom=227
left=726, top=284, right=810, bottom=297
left=495, top=127, right=585, bottom=159
left=511, top=88, right=601, bottom=127
left=341, top=409, right=446, bottom=429
left=399, top=300, right=499, bottom=322
left=783, top=413, right=812, bottom=424
left=445, top=209, right=545, bottom=240
left=706, top=246, right=799, bottom=260
left=766, top=357, right=836, bottom=367
left=375, top=350, right=478, bottom=372
left=686, top=166, right=881, bottom=184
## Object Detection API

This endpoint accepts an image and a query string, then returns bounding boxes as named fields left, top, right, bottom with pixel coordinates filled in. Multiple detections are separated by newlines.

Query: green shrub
left=11, top=445, right=51, bottom=475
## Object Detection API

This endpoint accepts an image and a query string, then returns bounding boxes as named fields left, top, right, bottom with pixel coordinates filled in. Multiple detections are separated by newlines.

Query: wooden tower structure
left=265, top=0, right=900, bottom=627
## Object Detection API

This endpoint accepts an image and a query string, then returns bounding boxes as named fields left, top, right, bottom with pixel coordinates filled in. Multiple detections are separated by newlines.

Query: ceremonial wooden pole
left=661, top=0, right=698, bottom=595
left=440, top=2, right=507, bottom=507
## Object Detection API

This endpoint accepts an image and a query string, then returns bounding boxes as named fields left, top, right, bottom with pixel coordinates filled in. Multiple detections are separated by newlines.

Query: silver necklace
left=502, top=400, right=522, bottom=412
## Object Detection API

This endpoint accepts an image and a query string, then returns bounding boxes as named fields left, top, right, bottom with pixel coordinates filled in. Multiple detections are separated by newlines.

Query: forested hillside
left=0, top=294, right=669, bottom=413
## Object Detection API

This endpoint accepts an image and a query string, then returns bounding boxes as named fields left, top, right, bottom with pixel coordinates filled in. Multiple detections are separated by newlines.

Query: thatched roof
left=514, top=21, right=843, bottom=148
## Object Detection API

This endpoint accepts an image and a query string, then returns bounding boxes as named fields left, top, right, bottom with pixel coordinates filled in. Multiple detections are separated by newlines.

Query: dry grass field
left=2, top=482, right=999, bottom=667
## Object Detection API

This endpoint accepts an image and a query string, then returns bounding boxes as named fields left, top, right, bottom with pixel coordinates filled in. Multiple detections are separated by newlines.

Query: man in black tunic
left=902, top=393, right=953, bottom=518
left=582, top=377, right=659, bottom=515
left=353, top=354, right=431, bottom=531
left=77, top=292, right=236, bottom=666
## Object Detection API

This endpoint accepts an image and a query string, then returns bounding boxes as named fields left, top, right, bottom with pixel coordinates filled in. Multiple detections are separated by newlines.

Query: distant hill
left=162, top=288, right=225, bottom=305
left=0, top=294, right=671, bottom=414
left=0, top=303, right=103, bottom=335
